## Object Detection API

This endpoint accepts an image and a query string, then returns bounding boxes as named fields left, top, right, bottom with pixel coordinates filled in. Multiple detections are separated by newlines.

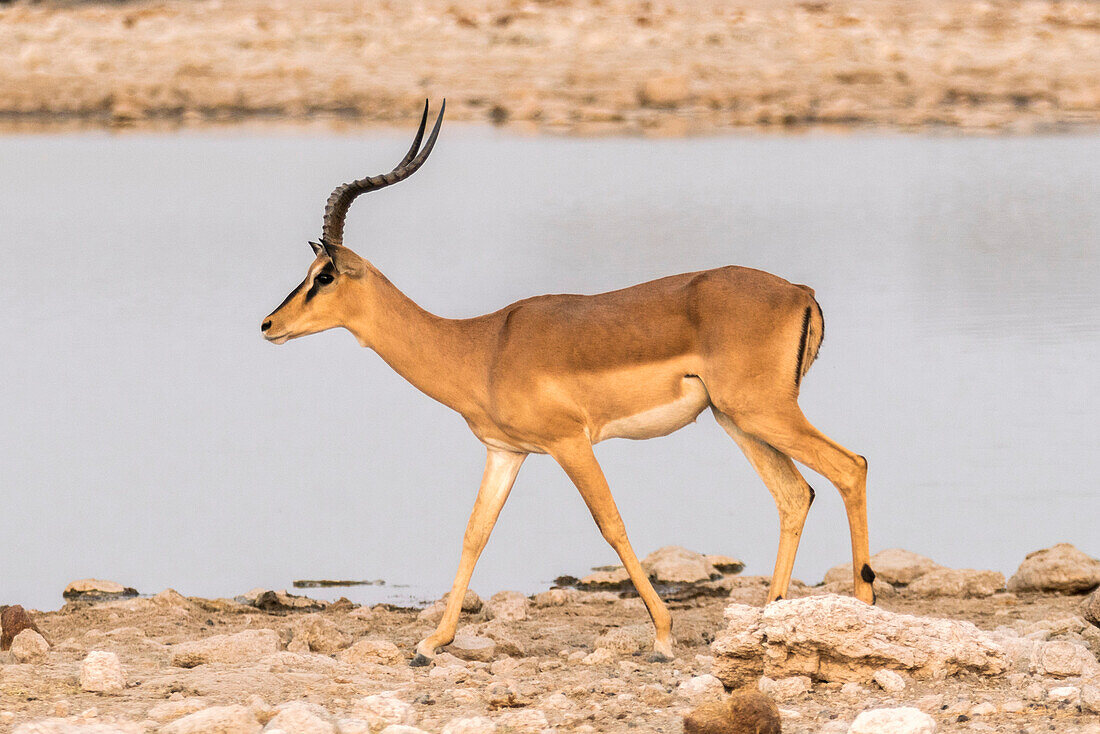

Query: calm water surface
left=1, top=129, right=1097, bottom=611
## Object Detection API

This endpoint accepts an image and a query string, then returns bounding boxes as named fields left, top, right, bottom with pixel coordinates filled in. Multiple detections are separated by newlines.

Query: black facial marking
left=304, top=264, right=336, bottom=302
left=807, top=484, right=816, bottom=506
left=861, top=563, right=876, bottom=584
left=272, top=277, right=308, bottom=314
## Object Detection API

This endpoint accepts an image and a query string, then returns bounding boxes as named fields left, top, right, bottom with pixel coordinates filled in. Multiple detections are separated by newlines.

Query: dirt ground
left=1, top=583, right=1098, bottom=733
left=0, top=0, right=1098, bottom=135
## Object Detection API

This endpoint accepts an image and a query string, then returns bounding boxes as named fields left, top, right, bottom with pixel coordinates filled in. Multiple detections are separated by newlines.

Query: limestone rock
left=1083, top=588, right=1100, bottom=628
left=494, top=709, right=547, bottom=733
left=907, top=568, right=1006, bottom=598
left=170, top=629, right=280, bottom=668
left=63, top=579, right=138, bottom=601
left=79, top=651, right=126, bottom=692
left=286, top=614, right=349, bottom=654
left=581, top=647, right=615, bottom=665
left=147, top=698, right=210, bottom=723
left=338, top=639, right=403, bottom=666
left=577, top=567, right=630, bottom=589
left=638, top=75, right=691, bottom=108
left=243, top=588, right=327, bottom=612
left=848, top=707, right=936, bottom=734
left=484, top=591, right=529, bottom=622
left=1008, top=543, right=1100, bottom=594
left=705, top=555, right=746, bottom=574
left=1, top=605, right=44, bottom=651
left=160, top=704, right=262, bottom=734
left=443, top=589, right=484, bottom=613
left=642, top=546, right=720, bottom=584
left=682, top=689, right=781, bottom=734
left=441, top=717, right=497, bottom=734
left=445, top=633, right=496, bottom=662
left=348, top=694, right=413, bottom=730
left=676, top=674, right=726, bottom=704
left=872, top=668, right=907, bottom=692
left=594, top=626, right=645, bottom=655
left=711, top=595, right=1005, bottom=687
left=824, top=549, right=941, bottom=586
left=11, top=629, right=49, bottom=662
left=1033, top=639, right=1100, bottom=678
left=264, top=702, right=335, bottom=733
left=533, top=588, right=579, bottom=607
left=477, top=621, right=526, bottom=657
left=757, top=675, right=811, bottom=700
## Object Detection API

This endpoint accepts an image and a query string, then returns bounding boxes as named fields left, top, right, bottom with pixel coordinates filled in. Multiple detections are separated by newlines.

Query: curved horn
left=320, top=99, right=445, bottom=249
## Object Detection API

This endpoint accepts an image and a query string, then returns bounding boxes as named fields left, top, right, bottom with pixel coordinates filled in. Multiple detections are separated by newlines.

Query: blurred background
left=0, top=0, right=1097, bottom=611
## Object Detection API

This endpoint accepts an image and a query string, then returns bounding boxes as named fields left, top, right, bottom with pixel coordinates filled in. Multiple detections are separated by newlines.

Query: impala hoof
left=646, top=652, right=672, bottom=663
left=410, top=653, right=432, bottom=667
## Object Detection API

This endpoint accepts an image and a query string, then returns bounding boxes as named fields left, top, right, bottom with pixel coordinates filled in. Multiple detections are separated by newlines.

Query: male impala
left=262, top=101, right=873, bottom=664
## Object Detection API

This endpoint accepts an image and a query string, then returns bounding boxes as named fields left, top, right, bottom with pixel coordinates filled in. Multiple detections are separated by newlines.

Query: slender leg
left=550, top=439, right=674, bottom=660
left=712, top=408, right=813, bottom=602
left=732, top=403, right=873, bottom=604
left=412, top=448, right=526, bottom=664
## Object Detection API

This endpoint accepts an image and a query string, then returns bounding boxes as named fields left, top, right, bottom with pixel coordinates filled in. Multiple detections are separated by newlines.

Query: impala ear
left=308, top=240, right=326, bottom=256
left=321, top=241, right=366, bottom=277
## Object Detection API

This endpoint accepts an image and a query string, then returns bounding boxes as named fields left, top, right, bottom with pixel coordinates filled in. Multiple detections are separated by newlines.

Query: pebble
left=969, top=701, right=996, bottom=716
left=11, top=629, right=49, bottom=662
left=676, top=673, right=726, bottom=704
left=348, top=694, right=414, bottom=730
left=159, top=705, right=261, bottom=734
left=79, top=651, right=126, bottom=693
left=848, top=707, right=936, bottom=734
left=872, top=668, right=907, bottom=693
left=581, top=648, right=614, bottom=665
left=758, top=675, right=811, bottom=700
left=1047, top=685, right=1080, bottom=703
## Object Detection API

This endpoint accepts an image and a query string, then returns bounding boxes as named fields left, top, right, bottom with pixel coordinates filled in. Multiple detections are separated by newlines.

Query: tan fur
left=263, top=247, right=871, bottom=661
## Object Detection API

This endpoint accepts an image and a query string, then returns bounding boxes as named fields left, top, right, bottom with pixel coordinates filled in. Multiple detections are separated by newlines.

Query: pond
left=0, top=129, right=1097, bottom=611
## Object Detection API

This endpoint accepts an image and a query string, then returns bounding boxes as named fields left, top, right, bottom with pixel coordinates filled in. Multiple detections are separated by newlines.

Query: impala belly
left=592, top=374, right=710, bottom=443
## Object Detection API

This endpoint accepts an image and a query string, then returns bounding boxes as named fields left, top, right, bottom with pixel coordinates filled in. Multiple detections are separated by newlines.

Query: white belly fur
left=594, top=377, right=710, bottom=442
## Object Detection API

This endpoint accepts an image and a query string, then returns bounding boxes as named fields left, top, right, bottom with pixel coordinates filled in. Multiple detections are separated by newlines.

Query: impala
left=262, top=101, right=873, bottom=664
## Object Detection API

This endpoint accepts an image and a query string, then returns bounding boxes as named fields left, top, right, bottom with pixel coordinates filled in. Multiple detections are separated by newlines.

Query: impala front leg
left=551, top=439, right=674, bottom=662
left=412, top=448, right=526, bottom=666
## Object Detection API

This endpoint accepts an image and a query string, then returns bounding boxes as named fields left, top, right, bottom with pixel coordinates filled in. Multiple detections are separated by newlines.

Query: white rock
left=445, top=633, right=496, bottom=662
left=484, top=591, right=529, bottom=622
left=872, top=669, right=906, bottom=692
left=1047, top=685, right=1080, bottom=703
left=160, top=704, right=262, bottom=734
left=170, top=629, right=280, bottom=667
left=147, top=698, right=210, bottom=723
left=824, top=549, right=941, bottom=586
left=969, top=701, right=996, bottom=716
left=79, top=651, right=125, bottom=692
left=494, top=709, right=547, bottom=733
left=286, top=614, right=349, bottom=654
left=676, top=674, right=725, bottom=704
left=758, top=675, right=812, bottom=700
left=594, top=627, right=645, bottom=655
left=1008, top=543, right=1100, bottom=594
left=906, top=569, right=1005, bottom=598
left=442, top=589, right=483, bottom=613
left=1080, top=684, right=1100, bottom=713
left=263, top=702, right=335, bottom=733
left=641, top=546, right=718, bottom=584
left=1033, top=639, right=1100, bottom=677
left=441, top=716, right=497, bottom=734
left=338, top=639, right=403, bottom=666
left=63, top=578, right=137, bottom=599
left=581, top=647, right=615, bottom=665
left=533, top=588, right=579, bottom=607
left=348, top=694, right=413, bottom=730
left=11, top=629, right=49, bottom=662
left=848, top=707, right=936, bottom=734
left=711, top=595, right=1005, bottom=687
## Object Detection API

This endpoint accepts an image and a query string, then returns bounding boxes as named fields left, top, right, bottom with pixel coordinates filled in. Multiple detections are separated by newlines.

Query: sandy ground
left=1, top=583, right=1098, bottom=733
left=0, top=0, right=1098, bottom=135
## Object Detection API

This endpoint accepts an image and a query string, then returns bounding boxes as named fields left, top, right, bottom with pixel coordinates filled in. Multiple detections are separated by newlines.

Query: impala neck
left=344, top=266, right=485, bottom=414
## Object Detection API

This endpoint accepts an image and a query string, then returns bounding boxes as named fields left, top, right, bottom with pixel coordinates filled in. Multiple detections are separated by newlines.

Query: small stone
left=445, top=633, right=496, bottom=662
left=160, top=705, right=262, bottom=734
left=348, top=694, right=413, bottom=730
left=906, top=569, right=1005, bottom=598
left=581, top=647, right=615, bottom=665
left=969, top=702, right=996, bottom=716
left=1080, top=684, right=1100, bottom=714
left=494, top=709, right=547, bottom=733
left=577, top=567, right=630, bottom=589
left=1034, top=639, right=1100, bottom=677
left=483, top=591, right=529, bottom=622
left=848, top=707, right=936, bottom=734
left=682, top=689, right=781, bottom=734
left=443, top=589, right=483, bottom=613
left=484, top=679, right=522, bottom=708
left=638, top=75, right=691, bottom=109
left=287, top=614, right=349, bottom=654
left=1001, top=699, right=1025, bottom=713
left=1047, top=685, right=1080, bottom=703
left=264, top=702, right=335, bottom=733
left=147, top=698, right=210, bottom=723
left=441, top=716, right=497, bottom=734
left=63, top=579, right=138, bottom=601
left=1, top=605, right=44, bottom=651
left=757, top=675, right=811, bottom=701
left=533, top=588, right=579, bottom=607
left=841, top=682, right=866, bottom=699
left=594, top=627, right=644, bottom=655
left=338, top=639, right=403, bottom=666
left=1083, top=588, right=1100, bottom=628
left=1008, top=543, right=1100, bottom=594
left=677, top=674, right=726, bottom=704
left=642, top=546, right=719, bottom=583
left=872, top=669, right=906, bottom=693
left=705, top=555, right=746, bottom=574
left=11, top=629, right=49, bottom=662
left=79, top=651, right=126, bottom=692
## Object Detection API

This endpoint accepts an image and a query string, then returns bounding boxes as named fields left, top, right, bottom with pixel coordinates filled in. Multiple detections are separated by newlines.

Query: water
left=0, top=129, right=1097, bottom=612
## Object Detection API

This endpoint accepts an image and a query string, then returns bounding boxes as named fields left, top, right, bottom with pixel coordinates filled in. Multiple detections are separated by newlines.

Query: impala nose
left=261, top=320, right=272, bottom=332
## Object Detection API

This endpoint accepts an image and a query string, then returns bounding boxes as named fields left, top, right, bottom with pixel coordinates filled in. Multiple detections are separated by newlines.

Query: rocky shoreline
left=2, top=544, right=1099, bottom=733
left=0, top=0, right=1098, bottom=135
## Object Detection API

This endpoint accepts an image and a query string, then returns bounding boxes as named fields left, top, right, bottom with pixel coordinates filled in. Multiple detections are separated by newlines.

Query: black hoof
left=646, top=652, right=672, bottom=663
left=409, top=653, right=432, bottom=667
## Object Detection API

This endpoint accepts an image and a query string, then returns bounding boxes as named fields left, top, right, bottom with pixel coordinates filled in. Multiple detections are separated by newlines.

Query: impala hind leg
left=551, top=440, right=674, bottom=661
left=412, top=448, right=526, bottom=665
left=712, top=408, right=813, bottom=603
left=724, top=401, right=873, bottom=605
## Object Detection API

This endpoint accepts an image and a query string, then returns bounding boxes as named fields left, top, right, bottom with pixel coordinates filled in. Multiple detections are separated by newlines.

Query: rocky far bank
left=0, top=0, right=1098, bottom=135
left=2, top=544, right=1100, bottom=733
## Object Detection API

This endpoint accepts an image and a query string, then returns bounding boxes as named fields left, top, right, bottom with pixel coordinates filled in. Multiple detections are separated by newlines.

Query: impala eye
left=315, top=273, right=334, bottom=286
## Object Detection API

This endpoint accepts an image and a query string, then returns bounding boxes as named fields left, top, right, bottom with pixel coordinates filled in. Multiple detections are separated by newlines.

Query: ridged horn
left=320, top=99, right=445, bottom=251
